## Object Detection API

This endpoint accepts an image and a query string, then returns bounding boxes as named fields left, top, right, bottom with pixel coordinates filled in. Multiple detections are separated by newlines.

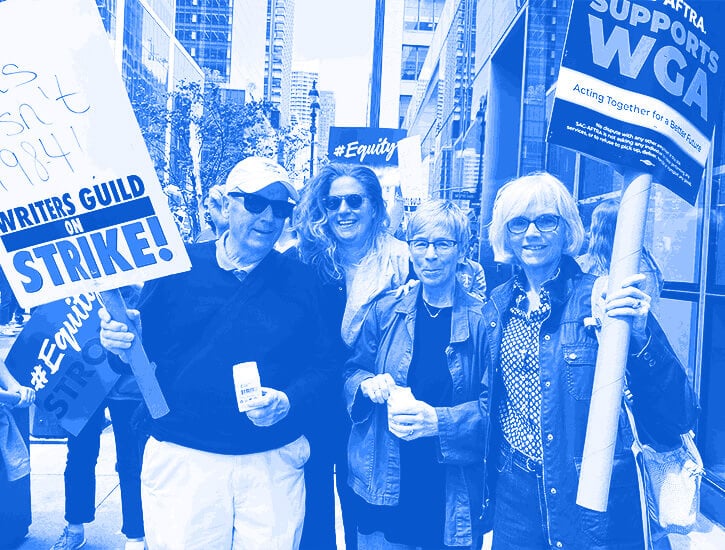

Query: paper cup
left=233, top=361, right=262, bottom=412
left=387, top=385, right=415, bottom=430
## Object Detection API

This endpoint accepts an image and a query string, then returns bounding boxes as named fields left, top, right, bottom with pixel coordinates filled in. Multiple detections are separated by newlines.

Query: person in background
left=196, top=184, right=229, bottom=242
left=294, top=163, right=409, bottom=550
left=51, top=286, right=147, bottom=550
left=483, top=173, right=697, bottom=550
left=0, top=269, right=25, bottom=336
left=0, top=359, right=34, bottom=548
left=577, top=198, right=664, bottom=316
left=456, top=256, right=487, bottom=301
left=100, top=156, right=333, bottom=550
left=343, top=199, right=489, bottom=549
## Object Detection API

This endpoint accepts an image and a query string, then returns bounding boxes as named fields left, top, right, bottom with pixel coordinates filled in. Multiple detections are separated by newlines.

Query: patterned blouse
left=498, top=276, right=552, bottom=463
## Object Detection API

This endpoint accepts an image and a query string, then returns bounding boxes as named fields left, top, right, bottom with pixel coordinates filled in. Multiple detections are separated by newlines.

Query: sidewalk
left=17, top=431, right=129, bottom=550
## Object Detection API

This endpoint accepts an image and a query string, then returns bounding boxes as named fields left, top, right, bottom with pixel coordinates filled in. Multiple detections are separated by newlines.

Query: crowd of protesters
left=0, top=157, right=697, bottom=550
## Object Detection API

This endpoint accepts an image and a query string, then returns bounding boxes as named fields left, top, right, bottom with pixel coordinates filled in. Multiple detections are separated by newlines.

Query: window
left=401, top=45, right=429, bottom=80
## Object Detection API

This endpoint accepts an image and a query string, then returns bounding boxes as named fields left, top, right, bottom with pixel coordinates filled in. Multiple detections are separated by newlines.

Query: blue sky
left=293, top=0, right=375, bottom=125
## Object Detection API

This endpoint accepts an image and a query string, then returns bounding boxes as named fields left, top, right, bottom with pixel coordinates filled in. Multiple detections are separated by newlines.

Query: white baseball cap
left=225, top=156, right=298, bottom=201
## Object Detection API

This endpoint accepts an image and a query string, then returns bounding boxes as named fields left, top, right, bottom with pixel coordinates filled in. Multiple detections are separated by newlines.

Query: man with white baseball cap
left=99, top=157, right=333, bottom=549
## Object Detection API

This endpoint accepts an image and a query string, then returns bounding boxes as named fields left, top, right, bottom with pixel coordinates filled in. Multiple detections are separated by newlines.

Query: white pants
left=141, top=435, right=309, bottom=550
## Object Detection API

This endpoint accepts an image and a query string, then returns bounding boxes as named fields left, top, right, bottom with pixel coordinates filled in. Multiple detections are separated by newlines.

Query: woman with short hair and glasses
left=293, top=164, right=409, bottom=550
left=343, top=199, right=489, bottom=549
left=483, top=172, right=697, bottom=549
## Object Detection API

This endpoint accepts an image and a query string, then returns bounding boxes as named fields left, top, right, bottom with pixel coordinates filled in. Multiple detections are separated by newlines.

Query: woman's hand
left=1, top=384, right=35, bottom=408
left=601, top=273, right=651, bottom=345
left=360, top=373, right=396, bottom=404
left=99, top=307, right=141, bottom=363
left=388, top=399, right=439, bottom=440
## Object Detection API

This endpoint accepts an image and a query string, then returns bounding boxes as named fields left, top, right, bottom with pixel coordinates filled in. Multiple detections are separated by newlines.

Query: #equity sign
left=548, top=0, right=725, bottom=204
left=0, top=0, right=190, bottom=308
left=328, top=127, right=408, bottom=167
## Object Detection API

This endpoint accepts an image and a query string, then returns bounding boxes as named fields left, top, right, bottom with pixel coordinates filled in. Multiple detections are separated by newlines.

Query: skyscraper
left=265, top=0, right=295, bottom=125
left=370, top=0, right=447, bottom=128
left=175, top=0, right=295, bottom=119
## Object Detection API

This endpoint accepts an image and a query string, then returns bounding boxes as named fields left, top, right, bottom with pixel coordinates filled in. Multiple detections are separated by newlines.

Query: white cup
left=387, top=385, right=415, bottom=431
left=232, top=361, right=262, bottom=412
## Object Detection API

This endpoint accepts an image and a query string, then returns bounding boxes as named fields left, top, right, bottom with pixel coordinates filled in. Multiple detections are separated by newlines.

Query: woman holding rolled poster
left=343, top=200, right=488, bottom=550
left=482, top=172, right=697, bottom=549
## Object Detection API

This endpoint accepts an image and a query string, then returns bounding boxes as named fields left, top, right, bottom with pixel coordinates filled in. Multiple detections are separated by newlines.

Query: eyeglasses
left=506, top=214, right=560, bottom=234
left=321, top=193, right=366, bottom=211
left=228, top=191, right=295, bottom=219
left=408, top=239, right=458, bottom=253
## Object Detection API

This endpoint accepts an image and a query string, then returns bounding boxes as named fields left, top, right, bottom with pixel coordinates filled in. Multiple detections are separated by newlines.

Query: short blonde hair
left=489, top=172, right=584, bottom=264
left=407, top=199, right=470, bottom=254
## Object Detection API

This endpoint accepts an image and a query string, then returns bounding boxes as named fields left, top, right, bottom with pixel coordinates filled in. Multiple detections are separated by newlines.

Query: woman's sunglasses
left=228, top=191, right=295, bottom=219
left=321, top=193, right=366, bottom=211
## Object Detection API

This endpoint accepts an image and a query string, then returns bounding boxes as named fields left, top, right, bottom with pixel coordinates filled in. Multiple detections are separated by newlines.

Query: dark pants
left=0, top=408, right=30, bottom=549
left=491, top=445, right=644, bottom=550
left=64, top=400, right=146, bottom=538
left=300, top=413, right=359, bottom=550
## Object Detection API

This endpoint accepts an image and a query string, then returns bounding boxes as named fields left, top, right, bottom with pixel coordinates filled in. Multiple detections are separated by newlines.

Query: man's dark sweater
left=136, top=241, right=333, bottom=455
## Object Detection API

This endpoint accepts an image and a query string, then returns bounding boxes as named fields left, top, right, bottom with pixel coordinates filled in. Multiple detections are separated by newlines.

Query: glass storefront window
left=656, top=297, right=698, bottom=388
left=701, top=295, right=725, bottom=485
left=647, top=183, right=704, bottom=285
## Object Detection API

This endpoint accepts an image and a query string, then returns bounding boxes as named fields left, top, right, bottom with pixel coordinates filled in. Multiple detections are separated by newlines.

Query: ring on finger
left=633, top=299, right=642, bottom=309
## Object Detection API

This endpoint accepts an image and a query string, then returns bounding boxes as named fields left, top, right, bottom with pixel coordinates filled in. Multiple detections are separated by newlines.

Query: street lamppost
left=308, top=80, right=321, bottom=179
left=474, top=96, right=486, bottom=205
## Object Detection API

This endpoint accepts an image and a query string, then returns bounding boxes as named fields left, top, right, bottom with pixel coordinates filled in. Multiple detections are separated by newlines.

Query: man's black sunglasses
left=228, top=191, right=295, bottom=219
left=321, top=193, right=366, bottom=211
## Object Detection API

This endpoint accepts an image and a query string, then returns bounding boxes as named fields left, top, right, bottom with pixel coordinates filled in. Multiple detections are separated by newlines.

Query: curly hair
left=294, top=164, right=390, bottom=281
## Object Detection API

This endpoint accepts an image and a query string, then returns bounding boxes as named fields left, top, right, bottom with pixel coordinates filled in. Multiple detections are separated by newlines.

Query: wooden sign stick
left=99, top=288, right=170, bottom=419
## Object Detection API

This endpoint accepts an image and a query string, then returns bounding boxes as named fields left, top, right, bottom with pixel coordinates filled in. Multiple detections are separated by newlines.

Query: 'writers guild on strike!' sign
left=0, top=0, right=190, bottom=309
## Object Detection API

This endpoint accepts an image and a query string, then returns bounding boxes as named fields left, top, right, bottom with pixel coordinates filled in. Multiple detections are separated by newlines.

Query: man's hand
left=245, top=388, right=290, bottom=427
left=360, top=373, right=396, bottom=404
left=388, top=399, right=439, bottom=441
left=99, top=307, right=141, bottom=363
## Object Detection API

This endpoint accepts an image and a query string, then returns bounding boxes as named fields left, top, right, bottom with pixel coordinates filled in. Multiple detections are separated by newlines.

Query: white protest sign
left=0, top=0, right=191, bottom=309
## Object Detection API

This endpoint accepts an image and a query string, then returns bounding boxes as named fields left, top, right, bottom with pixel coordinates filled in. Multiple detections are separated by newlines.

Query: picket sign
left=0, top=0, right=193, bottom=423
left=547, top=0, right=725, bottom=511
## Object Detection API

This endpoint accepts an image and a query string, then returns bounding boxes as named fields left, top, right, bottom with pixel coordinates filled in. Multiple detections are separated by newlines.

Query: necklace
left=422, top=300, right=442, bottom=318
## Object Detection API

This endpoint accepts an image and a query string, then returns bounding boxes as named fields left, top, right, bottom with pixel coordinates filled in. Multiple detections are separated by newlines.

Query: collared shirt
left=215, top=230, right=262, bottom=281
left=498, top=275, right=552, bottom=463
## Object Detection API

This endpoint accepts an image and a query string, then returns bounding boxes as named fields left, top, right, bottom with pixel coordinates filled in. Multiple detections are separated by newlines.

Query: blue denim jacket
left=344, top=283, right=490, bottom=548
left=482, top=257, right=698, bottom=549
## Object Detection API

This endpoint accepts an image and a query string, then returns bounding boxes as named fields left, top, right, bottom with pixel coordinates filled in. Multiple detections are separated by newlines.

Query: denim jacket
left=343, top=283, right=490, bottom=548
left=482, top=256, right=698, bottom=549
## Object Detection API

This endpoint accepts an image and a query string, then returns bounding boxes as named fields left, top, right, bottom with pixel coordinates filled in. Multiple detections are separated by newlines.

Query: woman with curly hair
left=294, top=163, right=409, bottom=550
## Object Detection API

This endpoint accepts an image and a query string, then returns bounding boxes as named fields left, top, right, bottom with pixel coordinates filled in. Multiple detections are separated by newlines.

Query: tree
left=130, top=78, right=307, bottom=241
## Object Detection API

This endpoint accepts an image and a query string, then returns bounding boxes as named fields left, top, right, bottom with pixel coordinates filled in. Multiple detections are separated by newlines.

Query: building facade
left=402, top=0, right=725, bottom=526
left=264, top=0, right=295, bottom=125
left=370, top=0, right=448, bottom=129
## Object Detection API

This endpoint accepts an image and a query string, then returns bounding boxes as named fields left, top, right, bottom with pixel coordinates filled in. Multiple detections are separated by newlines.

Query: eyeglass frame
left=407, top=239, right=459, bottom=254
left=321, top=193, right=367, bottom=211
left=506, top=214, right=561, bottom=235
left=227, top=191, right=295, bottom=219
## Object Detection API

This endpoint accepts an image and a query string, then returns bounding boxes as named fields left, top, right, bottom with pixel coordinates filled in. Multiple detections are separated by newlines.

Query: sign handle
left=576, top=172, right=652, bottom=511
left=99, top=289, right=170, bottom=419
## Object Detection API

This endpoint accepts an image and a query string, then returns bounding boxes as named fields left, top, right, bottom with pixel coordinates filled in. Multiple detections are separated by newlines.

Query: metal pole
left=309, top=108, right=317, bottom=178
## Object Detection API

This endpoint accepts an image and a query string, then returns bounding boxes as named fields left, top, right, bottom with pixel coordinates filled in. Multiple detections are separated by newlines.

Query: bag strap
left=589, top=276, right=653, bottom=550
